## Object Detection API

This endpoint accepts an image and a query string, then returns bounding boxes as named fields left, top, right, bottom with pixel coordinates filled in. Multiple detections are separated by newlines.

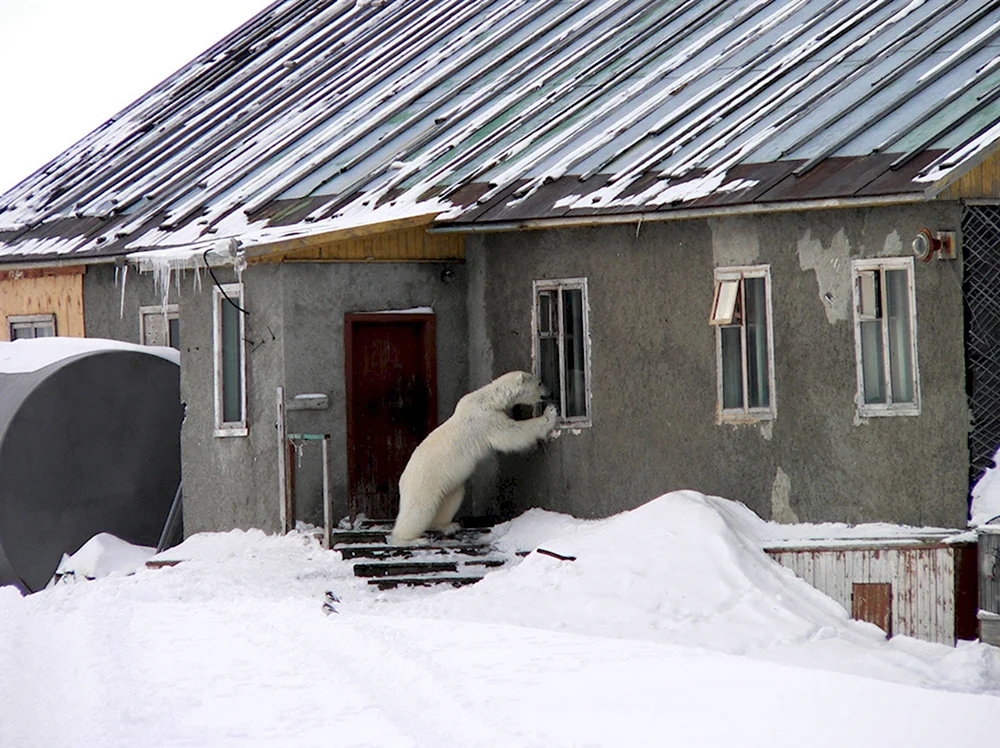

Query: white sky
left=0, top=0, right=274, bottom=194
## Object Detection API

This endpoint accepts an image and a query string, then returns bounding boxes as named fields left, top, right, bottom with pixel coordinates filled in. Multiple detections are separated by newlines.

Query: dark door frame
left=344, top=312, right=437, bottom=519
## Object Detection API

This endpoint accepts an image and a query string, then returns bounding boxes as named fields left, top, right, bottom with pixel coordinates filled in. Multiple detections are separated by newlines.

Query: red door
left=345, top=313, right=436, bottom=520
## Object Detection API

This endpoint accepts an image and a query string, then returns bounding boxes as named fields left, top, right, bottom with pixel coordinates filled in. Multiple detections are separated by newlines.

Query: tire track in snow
left=325, top=615, right=546, bottom=748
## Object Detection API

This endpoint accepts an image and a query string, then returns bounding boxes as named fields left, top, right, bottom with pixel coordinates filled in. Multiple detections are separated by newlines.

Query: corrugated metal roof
left=1, top=0, right=998, bottom=260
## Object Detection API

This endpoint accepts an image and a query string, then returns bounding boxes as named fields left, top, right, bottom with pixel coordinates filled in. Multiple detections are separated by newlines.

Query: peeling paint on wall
left=797, top=228, right=851, bottom=324
left=770, top=466, right=799, bottom=523
left=880, top=229, right=904, bottom=257
left=709, top=216, right=760, bottom=266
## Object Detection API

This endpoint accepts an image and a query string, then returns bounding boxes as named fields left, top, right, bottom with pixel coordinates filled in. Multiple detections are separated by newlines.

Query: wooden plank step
left=338, top=544, right=496, bottom=560
left=369, top=575, right=485, bottom=590
left=461, top=558, right=506, bottom=568
left=354, top=561, right=458, bottom=578
left=329, top=530, right=387, bottom=545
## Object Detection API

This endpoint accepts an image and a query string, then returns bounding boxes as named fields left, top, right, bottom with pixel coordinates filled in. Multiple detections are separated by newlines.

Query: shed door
left=345, top=313, right=436, bottom=520
left=852, top=582, right=892, bottom=638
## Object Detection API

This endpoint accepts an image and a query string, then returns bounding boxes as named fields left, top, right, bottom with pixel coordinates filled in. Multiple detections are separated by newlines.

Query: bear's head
left=491, top=370, right=549, bottom=410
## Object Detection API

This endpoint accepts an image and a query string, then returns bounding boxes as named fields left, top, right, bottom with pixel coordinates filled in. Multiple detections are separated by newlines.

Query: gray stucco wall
left=177, top=261, right=468, bottom=535
left=83, top=263, right=175, bottom=344
left=467, top=203, right=969, bottom=528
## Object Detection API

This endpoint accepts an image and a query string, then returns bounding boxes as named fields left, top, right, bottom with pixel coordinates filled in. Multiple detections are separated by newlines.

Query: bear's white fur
left=389, top=371, right=557, bottom=545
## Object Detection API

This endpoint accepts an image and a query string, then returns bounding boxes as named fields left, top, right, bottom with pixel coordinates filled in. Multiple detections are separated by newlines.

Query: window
left=213, top=284, right=247, bottom=436
left=710, top=266, right=775, bottom=421
left=140, top=305, right=180, bottom=349
left=8, top=314, right=56, bottom=340
left=852, top=258, right=919, bottom=416
left=533, top=278, right=591, bottom=427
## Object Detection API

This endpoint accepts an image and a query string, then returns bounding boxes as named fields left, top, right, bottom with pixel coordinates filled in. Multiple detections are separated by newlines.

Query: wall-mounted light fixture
left=912, top=228, right=958, bottom=262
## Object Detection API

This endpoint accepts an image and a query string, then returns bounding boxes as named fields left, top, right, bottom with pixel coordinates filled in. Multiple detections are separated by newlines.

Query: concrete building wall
left=467, top=203, right=968, bottom=528
left=175, top=260, right=468, bottom=535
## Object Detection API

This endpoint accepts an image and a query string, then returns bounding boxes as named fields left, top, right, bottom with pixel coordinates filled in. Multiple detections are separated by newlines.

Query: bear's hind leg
left=389, top=499, right=437, bottom=546
left=430, top=485, right=465, bottom=535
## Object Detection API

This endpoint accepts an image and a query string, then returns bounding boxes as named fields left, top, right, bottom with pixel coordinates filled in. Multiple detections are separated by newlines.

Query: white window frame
left=711, top=265, right=776, bottom=423
left=531, top=277, right=592, bottom=429
left=213, top=284, right=248, bottom=437
left=851, top=257, right=920, bottom=417
left=139, top=304, right=180, bottom=349
left=8, top=313, right=56, bottom=339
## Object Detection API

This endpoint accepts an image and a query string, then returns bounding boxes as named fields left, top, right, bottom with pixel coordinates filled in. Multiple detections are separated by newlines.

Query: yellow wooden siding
left=0, top=267, right=86, bottom=341
left=937, top=148, right=1000, bottom=200
left=250, top=226, right=463, bottom=265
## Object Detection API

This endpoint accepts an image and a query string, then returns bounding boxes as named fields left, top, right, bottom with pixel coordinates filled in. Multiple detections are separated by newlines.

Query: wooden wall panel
left=250, top=226, right=464, bottom=265
left=0, top=266, right=86, bottom=341
left=937, top=148, right=1000, bottom=200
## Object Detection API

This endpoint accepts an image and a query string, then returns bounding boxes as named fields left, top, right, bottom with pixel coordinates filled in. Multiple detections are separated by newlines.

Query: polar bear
left=389, top=371, right=558, bottom=545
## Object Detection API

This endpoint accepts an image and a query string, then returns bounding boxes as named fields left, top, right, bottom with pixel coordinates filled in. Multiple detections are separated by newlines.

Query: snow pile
left=1, top=491, right=999, bottom=747
left=396, top=494, right=874, bottom=650
left=0, top=337, right=179, bottom=374
left=52, top=533, right=155, bottom=583
left=971, top=446, right=1000, bottom=527
left=390, top=492, right=999, bottom=692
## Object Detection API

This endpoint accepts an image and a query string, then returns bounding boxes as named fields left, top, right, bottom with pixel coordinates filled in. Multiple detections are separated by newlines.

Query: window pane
left=744, top=277, right=769, bottom=408
left=168, top=317, right=181, bottom=350
left=539, top=337, right=560, bottom=414
left=562, top=289, right=586, bottom=417
left=537, top=292, right=553, bottom=334
left=860, top=319, right=885, bottom=404
left=721, top=325, right=744, bottom=409
left=884, top=269, right=913, bottom=403
left=221, top=297, right=242, bottom=423
left=711, top=280, right=740, bottom=325
left=34, top=324, right=55, bottom=338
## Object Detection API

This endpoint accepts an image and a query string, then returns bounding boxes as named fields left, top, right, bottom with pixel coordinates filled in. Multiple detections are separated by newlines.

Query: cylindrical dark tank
left=0, top=343, right=182, bottom=592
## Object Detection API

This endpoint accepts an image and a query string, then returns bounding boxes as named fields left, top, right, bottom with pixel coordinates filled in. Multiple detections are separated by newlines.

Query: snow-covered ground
left=1, top=490, right=998, bottom=747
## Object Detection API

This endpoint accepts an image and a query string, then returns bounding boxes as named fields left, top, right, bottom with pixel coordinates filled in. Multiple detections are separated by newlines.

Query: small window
left=711, top=266, right=775, bottom=421
left=140, top=305, right=180, bottom=349
left=852, top=258, right=919, bottom=416
left=8, top=314, right=56, bottom=340
left=213, top=284, right=247, bottom=436
left=533, top=278, right=591, bottom=427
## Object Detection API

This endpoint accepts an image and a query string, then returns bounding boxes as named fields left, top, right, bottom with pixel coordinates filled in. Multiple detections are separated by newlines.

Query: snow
left=0, top=336, right=179, bottom=374
left=52, top=534, right=155, bottom=583
left=1, top=490, right=997, bottom=746
left=970, top=445, right=1000, bottom=527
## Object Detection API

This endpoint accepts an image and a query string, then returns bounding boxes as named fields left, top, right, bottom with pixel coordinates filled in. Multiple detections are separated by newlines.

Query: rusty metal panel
left=981, top=529, right=1000, bottom=615
left=853, top=582, right=892, bottom=637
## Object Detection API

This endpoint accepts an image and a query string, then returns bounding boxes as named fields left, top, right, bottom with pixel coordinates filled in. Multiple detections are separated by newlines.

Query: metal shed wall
left=766, top=542, right=978, bottom=645
left=980, top=528, right=1000, bottom=646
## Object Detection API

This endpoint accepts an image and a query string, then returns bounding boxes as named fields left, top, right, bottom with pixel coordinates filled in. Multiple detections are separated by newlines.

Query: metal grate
left=963, top=205, right=1000, bottom=489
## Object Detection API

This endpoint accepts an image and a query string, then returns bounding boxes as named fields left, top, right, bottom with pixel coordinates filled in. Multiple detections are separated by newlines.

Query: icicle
left=118, top=265, right=128, bottom=319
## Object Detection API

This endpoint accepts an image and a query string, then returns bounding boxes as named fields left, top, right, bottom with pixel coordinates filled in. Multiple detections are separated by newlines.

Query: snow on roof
left=0, top=337, right=179, bottom=374
left=1, top=0, right=998, bottom=261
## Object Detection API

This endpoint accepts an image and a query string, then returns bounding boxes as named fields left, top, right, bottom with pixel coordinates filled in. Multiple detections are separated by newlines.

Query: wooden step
left=369, top=575, right=485, bottom=590
left=337, top=544, right=496, bottom=560
left=329, top=530, right=388, bottom=546
left=354, top=561, right=458, bottom=578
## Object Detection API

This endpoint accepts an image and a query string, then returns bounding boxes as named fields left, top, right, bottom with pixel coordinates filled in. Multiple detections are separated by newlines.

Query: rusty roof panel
left=1, top=0, right=999, bottom=260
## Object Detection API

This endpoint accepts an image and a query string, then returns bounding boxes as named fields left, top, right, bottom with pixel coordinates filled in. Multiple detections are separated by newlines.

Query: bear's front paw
left=542, top=404, right=559, bottom=432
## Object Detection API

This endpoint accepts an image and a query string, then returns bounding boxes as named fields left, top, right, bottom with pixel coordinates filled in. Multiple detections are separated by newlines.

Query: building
left=1, top=0, right=998, bottom=543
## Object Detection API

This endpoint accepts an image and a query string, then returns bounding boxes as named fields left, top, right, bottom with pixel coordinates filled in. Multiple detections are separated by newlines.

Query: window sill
left=857, top=405, right=920, bottom=418
left=553, top=418, right=591, bottom=432
left=214, top=426, right=249, bottom=438
left=718, top=410, right=775, bottom=424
